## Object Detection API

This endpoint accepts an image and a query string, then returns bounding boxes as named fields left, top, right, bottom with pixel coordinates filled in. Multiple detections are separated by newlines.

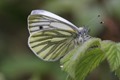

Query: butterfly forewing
left=28, top=29, right=77, bottom=61
left=28, top=15, right=76, bottom=33
left=28, top=10, right=79, bottom=34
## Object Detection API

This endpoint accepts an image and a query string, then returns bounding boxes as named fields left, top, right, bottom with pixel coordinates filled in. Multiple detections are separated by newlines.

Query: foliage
left=60, top=38, right=120, bottom=80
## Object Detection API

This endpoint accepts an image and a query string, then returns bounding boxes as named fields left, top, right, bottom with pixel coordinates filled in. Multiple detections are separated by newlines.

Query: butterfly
left=28, top=10, right=91, bottom=61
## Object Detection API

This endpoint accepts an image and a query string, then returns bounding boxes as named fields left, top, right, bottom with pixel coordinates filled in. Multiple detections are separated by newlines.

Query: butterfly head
left=78, top=27, right=91, bottom=42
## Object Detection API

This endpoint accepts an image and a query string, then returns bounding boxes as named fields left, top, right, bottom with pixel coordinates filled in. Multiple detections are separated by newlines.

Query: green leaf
left=66, top=75, right=74, bottom=80
left=60, top=38, right=105, bottom=80
left=60, top=44, right=81, bottom=78
left=75, top=46, right=105, bottom=80
left=101, top=40, right=120, bottom=71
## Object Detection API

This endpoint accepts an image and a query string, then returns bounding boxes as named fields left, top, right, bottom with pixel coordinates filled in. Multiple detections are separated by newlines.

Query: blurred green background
left=0, top=0, right=120, bottom=80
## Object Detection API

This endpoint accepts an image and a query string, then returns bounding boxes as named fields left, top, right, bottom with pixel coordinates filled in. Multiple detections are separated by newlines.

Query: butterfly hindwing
left=28, top=29, right=77, bottom=61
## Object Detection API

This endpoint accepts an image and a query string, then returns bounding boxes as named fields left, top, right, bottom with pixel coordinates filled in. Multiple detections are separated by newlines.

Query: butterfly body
left=28, top=10, right=90, bottom=61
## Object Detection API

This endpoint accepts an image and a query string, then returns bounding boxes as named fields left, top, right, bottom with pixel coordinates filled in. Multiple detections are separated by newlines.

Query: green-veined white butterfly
left=28, top=10, right=91, bottom=61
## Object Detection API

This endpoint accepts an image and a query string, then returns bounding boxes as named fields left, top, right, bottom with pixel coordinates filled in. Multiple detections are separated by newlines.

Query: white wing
left=28, top=10, right=79, bottom=34
left=27, top=10, right=83, bottom=61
